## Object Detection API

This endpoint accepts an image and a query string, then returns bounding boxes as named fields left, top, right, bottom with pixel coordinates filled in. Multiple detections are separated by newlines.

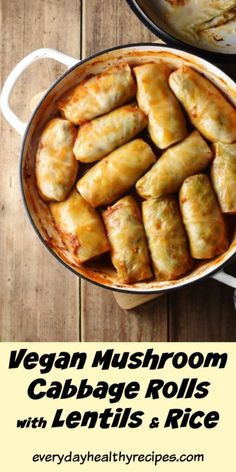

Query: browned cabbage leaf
left=103, top=196, right=152, bottom=284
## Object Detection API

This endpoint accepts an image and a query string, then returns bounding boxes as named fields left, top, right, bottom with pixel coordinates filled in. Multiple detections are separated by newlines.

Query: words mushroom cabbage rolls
left=76, top=139, right=156, bottom=207
left=35, top=118, right=78, bottom=202
left=211, top=142, right=236, bottom=214
left=142, top=196, right=192, bottom=280
left=169, top=66, right=236, bottom=143
left=73, top=103, right=147, bottom=163
left=134, top=62, right=187, bottom=149
left=57, top=63, right=136, bottom=125
left=136, top=131, right=213, bottom=199
left=103, top=196, right=152, bottom=284
left=179, top=174, right=228, bottom=259
left=50, top=190, right=109, bottom=264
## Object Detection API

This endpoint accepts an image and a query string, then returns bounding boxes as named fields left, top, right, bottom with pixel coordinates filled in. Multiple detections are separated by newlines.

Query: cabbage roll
left=103, top=196, right=152, bottom=283
left=179, top=174, right=228, bottom=259
left=35, top=118, right=78, bottom=202
left=162, top=1, right=236, bottom=43
left=136, top=131, right=213, bottom=199
left=211, top=142, right=236, bottom=214
left=50, top=190, right=109, bottom=264
left=142, top=196, right=192, bottom=280
left=169, top=66, right=236, bottom=143
left=76, top=139, right=156, bottom=207
left=73, top=103, right=147, bottom=163
left=133, top=62, right=187, bottom=149
left=57, top=63, right=136, bottom=125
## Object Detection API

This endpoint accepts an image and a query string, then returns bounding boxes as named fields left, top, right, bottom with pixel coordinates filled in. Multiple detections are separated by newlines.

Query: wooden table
left=1, top=0, right=236, bottom=342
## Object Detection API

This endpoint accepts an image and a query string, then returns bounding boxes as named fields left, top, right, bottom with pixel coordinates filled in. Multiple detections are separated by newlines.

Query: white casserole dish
left=1, top=44, right=236, bottom=295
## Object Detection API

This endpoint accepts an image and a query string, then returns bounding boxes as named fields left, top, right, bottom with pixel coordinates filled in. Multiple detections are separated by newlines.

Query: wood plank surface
left=0, top=0, right=81, bottom=341
left=1, top=0, right=236, bottom=342
left=81, top=284, right=168, bottom=341
left=169, top=276, right=236, bottom=341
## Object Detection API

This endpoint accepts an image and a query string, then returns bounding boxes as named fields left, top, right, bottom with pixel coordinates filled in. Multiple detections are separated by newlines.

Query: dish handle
left=211, top=270, right=236, bottom=288
left=211, top=270, right=236, bottom=308
left=0, top=48, right=78, bottom=137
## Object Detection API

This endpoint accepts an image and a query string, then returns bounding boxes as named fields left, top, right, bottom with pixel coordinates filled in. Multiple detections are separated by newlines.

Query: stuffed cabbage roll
left=211, top=142, right=236, bottom=214
left=73, top=103, right=147, bottom=163
left=179, top=174, right=228, bottom=259
left=133, top=62, right=187, bottom=149
left=50, top=189, right=109, bottom=264
left=169, top=66, right=236, bottom=143
left=57, top=63, right=136, bottom=125
left=161, top=1, right=236, bottom=43
left=136, top=131, right=212, bottom=199
left=35, top=118, right=78, bottom=202
left=103, top=196, right=152, bottom=283
left=142, top=196, right=192, bottom=280
left=76, top=139, right=156, bottom=207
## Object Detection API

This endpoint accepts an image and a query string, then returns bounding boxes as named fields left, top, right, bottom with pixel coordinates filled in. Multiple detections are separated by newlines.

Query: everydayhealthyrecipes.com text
left=9, top=348, right=227, bottom=430
left=32, top=450, right=205, bottom=465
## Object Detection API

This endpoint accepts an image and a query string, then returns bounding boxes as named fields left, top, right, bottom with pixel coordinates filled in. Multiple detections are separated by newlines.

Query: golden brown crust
left=169, top=66, right=236, bottom=143
left=142, top=196, right=193, bottom=280
left=136, top=131, right=213, bottom=199
left=179, top=174, right=229, bottom=259
left=134, top=62, right=187, bottom=149
left=35, top=118, right=78, bottom=202
left=76, top=139, right=156, bottom=207
left=103, top=196, right=152, bottom=283
left=50, top=189, right=110, bottom=264
left=73, top=103, right=147, bottom=163
left=57, top=63, right=136, bottom=125
left=211, top=142, right=236, bottom=214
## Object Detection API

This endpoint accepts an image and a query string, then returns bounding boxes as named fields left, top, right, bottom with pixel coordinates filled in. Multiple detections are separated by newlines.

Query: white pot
left=1, top=44, right=236, bottom=297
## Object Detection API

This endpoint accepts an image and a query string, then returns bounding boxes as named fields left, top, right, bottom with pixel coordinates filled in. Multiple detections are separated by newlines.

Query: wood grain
left=81, top=0, right=157, bottom=56
left=81, top=283, right=168, bottom=341
left=0, top=0, right=81, bottom=341
left=1, top=0, right=236, bottom=342
left=168, top=275, right=236, bottom=341
left=113, top=292, right=163, bottom=310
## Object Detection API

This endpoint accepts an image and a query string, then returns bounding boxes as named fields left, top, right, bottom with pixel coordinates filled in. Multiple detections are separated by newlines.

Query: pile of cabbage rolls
left=35, top=60, right=236, bottom=284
